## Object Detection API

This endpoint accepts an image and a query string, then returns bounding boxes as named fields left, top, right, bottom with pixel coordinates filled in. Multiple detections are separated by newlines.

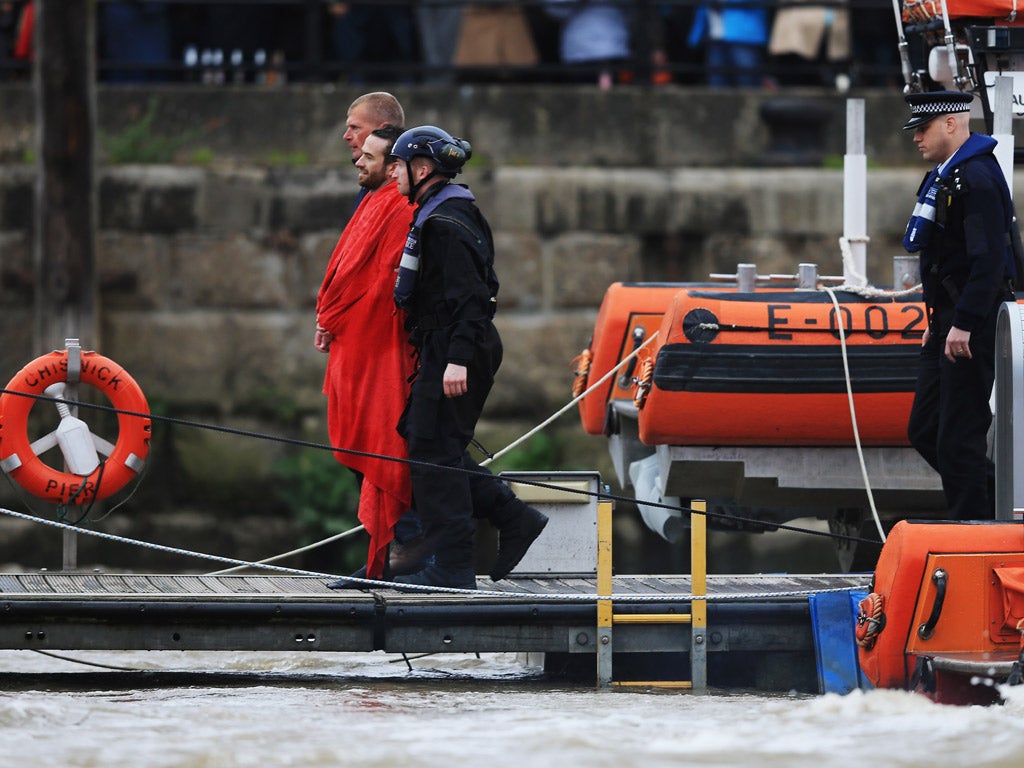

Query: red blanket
left=316, top=181, right=415, bottom=577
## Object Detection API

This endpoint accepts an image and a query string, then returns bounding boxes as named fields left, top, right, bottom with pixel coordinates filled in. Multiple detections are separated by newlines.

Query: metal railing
left=597, top=497, right=709, bottom=689
left=0, top=0, right=902, bottom=88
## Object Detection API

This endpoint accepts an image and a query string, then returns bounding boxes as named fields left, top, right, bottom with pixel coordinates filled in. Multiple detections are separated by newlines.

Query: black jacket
left=409, top=190, right=498, bottom=366
left=921, top=151, right=1013, bottom=333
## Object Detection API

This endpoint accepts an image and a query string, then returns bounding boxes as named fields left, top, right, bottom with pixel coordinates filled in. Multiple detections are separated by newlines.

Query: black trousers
left=907, top=308, right=997, bottom=520
left=403, top=325, right=510, bottom=565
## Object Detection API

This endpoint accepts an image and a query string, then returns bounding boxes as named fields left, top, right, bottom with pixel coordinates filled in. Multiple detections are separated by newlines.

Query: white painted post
left=992, top=76, right=1014, bottom=195
left=843, top=99, right=868, bottom=287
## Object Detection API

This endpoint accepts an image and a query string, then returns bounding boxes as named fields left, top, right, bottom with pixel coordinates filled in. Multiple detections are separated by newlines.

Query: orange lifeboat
left=634, top=286, right=925, bottom=446
left=858, top=520, right=1024, bottom=705
left=573, top=282, right=688, bottom=436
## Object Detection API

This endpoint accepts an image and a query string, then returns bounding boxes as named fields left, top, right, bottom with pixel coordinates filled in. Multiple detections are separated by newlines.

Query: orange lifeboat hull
left=858, top=520, right=1024, bottom=704
left=575, top=283, right=687, bottom=436
left=636, top=287, right=926, bottom=446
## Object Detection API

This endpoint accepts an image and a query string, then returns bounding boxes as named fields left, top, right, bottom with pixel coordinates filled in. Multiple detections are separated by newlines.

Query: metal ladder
left=596, top=499, right=708, bottom=690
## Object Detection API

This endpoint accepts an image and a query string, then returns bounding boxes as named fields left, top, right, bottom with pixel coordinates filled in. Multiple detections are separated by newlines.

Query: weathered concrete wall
left=0, top=83, right=963, bottom=569
left=1, top=162, right=945, bottom=416
left=1, top=84, right=922, bottom=168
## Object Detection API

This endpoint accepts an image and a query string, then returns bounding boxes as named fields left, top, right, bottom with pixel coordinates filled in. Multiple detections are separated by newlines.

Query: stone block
left=868, top=170, right=923, bottom=235
left=663, top=175, right=756, bottom=235
left=100, top=166, right=204, bottom=233
left=653, top=94, right=769, bottom=167
left=532, top=169, right=674, bottom=236
left=265, top=168, right=355, bottom=233
left=301, top=230, right=343, bottom=307
left=101, top=310, right=236, bottom=407
left=462, top=87, right=651, bottom=167
left=487, top=168, right=547, bottom=232
left=488, top=311, right=599, bottom=418
left=170, top=233, right=294, bottom=310
left=97, top=87, right=326, bottom=167
left=203, top=167, right=272, bottom=232
left=97, top=232, right=173, bottom=310
left=494, top=231, right=542, bottom=311
left=0, top=166, right=32, bottom=231
left=102, top=308, right=327, bottom=415
left=546, top=233, right=642, bottom=309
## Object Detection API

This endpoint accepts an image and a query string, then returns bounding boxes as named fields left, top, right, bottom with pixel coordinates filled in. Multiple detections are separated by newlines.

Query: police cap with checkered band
left=902, top=91, right=974, bottom=131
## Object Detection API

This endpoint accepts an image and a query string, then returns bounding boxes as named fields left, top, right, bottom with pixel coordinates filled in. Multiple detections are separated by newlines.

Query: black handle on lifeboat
left=917, top=568, right=948, bottom=640
left=618, top=326, right=646, bottom=389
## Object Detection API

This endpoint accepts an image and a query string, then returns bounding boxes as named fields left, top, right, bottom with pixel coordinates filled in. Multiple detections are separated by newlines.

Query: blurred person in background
left=687, top=0, right=769, bottom=88
left=415, top=0, right=463, bottom=85
left=767, top=0, right=850, bottom=89
left=452, top=2, right=538, bottom=82
left=100, top=0, right=171, bottom=83
left=544, top=0, right=630, bottom=88
left=329, top=1, right=416, bottom=83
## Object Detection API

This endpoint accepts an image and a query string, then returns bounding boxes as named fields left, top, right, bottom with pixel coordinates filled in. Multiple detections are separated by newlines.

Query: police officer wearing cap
left=387, top=126, right=548, bottom=590
left=903, top=90, right=1018, bottom=520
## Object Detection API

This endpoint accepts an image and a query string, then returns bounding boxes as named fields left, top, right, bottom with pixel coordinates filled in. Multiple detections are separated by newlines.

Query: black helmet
left=390, top=125, right=471, bottom=176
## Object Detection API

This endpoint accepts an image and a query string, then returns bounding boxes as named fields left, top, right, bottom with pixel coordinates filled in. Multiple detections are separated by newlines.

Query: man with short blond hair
left=342, top=91, right=405, bottom=163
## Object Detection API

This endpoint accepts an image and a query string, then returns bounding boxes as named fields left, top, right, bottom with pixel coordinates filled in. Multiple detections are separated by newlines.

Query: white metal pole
left=992, top=76, right=1014, bottom=195
left=890, top=0, right=914, bottom=89
left=843, top=99, right=868, bottom=287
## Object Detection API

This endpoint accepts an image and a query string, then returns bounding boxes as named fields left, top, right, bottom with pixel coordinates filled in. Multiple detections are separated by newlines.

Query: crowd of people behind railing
left=1, top=1, right=903, bottom=90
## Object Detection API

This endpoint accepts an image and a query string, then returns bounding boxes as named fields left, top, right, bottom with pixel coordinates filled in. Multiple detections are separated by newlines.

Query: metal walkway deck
left=0, top=572, right=867, bottom=685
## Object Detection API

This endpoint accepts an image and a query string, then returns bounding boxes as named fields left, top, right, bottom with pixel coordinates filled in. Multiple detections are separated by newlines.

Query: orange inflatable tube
left=858, top=520, right=1024, bottom=693
left=635, top=287, right=925, bottom=446
left=573, top=282, right=687, bottom=436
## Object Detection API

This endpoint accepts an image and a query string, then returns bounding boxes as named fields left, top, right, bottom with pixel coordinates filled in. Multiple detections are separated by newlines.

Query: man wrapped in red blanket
left=315, top=124, right=414, bottom=579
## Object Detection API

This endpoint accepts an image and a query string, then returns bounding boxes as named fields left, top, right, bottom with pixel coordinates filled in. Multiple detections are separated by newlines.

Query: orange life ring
left=570, top=348, right=592, bottom=399
left=633, top=354, right=654, bottom=410
left=855, top=592, right=885, bottom=650
left=0, top=350, right=151, bottom=504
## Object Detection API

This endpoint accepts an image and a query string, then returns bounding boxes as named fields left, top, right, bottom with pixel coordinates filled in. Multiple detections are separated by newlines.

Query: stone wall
left=0, top=83, right=995, bottom=569
left=0, top=84, right=925, bottom=168
left=1, top=162, right=942, bottom=416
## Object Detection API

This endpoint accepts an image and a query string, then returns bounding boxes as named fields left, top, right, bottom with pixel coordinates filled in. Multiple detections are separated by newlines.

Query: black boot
left=327, top=564, right=372, bottom=590
left=394, top=521, right=476, bottom=592
left=389, top=535, right=434, bottom=576
left=489, top=501, right=549, bottom=581
left=393, top=562, right=477, bottom=591
left=327, top=534, right=434, bottom=590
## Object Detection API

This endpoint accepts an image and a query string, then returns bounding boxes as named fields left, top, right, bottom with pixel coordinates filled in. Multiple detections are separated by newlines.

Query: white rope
left=838, top=235, right=923, bottom=299
left=207, top=524, right=366, bottom=575
left=212, top=329, right=664, bottom=572
left=0, top=506, right=867, bottom=603
left=481, top=330, right=660, bottom=466
left=821, top=286, right=887, bottom=543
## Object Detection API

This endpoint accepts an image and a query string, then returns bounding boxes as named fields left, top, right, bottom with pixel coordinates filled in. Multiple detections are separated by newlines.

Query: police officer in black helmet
left=388, top=126, right=548, bottom=590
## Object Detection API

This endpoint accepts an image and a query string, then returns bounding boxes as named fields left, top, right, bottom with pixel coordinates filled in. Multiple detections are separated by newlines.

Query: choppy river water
left=1, top=649, right=1022, bottom=767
